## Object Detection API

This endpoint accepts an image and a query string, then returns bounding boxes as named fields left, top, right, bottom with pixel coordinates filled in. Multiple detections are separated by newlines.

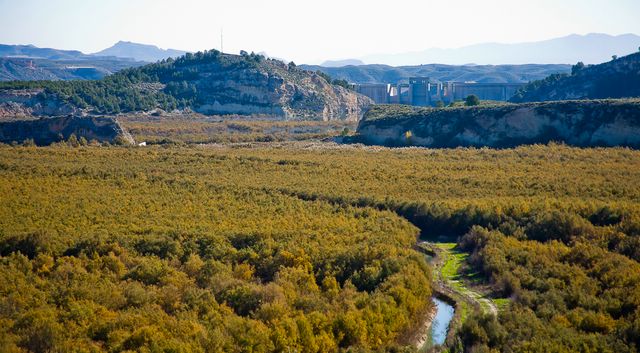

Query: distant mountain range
left=325, top=33, right=640, bottom=66
left=320, top=59, right=365, bottom=68
left=0, top=41, right=189, bottom=81
left=300, top=63, right=571, bottom=84
left=2, top=34, right=638, bottom=82
left=0, top=57, right=145, bottom=81
left=0, top=44, right=91, bottom=61
left=93, top=41, right=188, bottom=63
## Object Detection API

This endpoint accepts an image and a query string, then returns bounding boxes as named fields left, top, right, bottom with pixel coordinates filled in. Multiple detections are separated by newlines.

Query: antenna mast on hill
left=221, top=27, right=224, bottom=54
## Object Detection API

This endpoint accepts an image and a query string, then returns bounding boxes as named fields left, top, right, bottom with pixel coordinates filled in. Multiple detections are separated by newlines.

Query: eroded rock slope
left=356, top=100, right=640, bottom=148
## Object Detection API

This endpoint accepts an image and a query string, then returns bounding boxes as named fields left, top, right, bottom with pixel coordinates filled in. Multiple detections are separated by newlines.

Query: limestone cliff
left=356, top=100, right=640, bottom=148
left=0, top=116, right=134, bottom=145
left=151, top=53, right=372, bottom=121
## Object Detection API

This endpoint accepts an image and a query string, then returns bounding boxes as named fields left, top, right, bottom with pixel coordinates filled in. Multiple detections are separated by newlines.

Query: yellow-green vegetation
left=433, top=243, right=497, bottom=315
left=436, top=244, right=463, bottom=287
left=1, top=143, right=640, bottom=352
left=119, top=116, right=356, bottom=144
left=0, top=148, right=431, bottom=352
left=491, top=298, right=510, bottom=311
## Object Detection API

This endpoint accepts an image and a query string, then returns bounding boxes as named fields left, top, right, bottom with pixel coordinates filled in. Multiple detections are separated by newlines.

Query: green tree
left=67, top=134, right=79, bottom=147
left=332, top=79, right=351, bottom=89
left=571, top=61, right=585, bottom=75
left=316, top=70, right=333, bottom=84
left=465, top=95, right=480, bottom=106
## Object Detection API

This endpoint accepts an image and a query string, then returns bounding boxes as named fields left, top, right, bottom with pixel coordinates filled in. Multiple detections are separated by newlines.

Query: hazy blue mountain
left=357, top=33, right=640, bottom=66
left=320, top=59, right=365, bottom=67
left=93, top=41, right=188, bottom=62
left=0, top=57, right=145, bottom=81
left=0, top=43, right=144, bottom=81
left=0, top=44, right=88, bottom=60
left=300, top=63, right=571, bottom=84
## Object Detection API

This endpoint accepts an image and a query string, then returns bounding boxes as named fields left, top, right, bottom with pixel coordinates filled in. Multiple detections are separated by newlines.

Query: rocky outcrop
left=0, top=116, right=134, bottom=145
left=0, top=89, right=83, bottom=118
left=173, top=54, right=372, bottom=121
left=356, top=100, right=640, bottom=148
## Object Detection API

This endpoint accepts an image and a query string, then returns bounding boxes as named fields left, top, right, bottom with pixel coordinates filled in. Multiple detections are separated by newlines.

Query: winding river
left=430, top=297, right=455, bottom=346
left=418, top=244, right=455, bottom=350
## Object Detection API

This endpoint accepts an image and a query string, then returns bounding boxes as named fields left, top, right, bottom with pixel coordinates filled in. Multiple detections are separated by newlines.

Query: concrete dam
left=352, top=77, right=524, bottom=106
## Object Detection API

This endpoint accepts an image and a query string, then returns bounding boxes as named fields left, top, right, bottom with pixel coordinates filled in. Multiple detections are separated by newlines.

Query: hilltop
left=0, top=50, right=371, bottom=121
left=512, top=52, right=640, bottom=102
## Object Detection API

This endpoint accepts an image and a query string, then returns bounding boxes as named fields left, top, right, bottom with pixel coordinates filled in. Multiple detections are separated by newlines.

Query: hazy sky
left=1, top=0, right=639, bottom=64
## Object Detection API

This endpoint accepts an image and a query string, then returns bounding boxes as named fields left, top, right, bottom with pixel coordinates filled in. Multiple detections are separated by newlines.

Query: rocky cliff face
left=162, top=54, right=372, bottom=121
left=356, top=100, right=640, bottom=148
left=0, top=116, right=134, bottom=145
left=0, top=89, right=82, bottom=118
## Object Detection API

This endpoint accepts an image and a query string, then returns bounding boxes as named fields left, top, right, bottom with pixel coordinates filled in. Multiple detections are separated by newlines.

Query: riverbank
left=414, top=240, right=502, bottom=352
left=409, top=302, right=438, bottom=350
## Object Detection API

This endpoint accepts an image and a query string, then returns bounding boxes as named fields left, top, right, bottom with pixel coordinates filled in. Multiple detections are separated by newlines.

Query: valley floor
left=1, top=142, right=639, bottom=352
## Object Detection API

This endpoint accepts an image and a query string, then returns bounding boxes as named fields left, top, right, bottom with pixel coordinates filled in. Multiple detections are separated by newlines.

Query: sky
left=1, top=0, right=639, bottom=64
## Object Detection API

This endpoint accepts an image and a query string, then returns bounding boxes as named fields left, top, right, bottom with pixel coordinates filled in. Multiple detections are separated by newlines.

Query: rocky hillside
left=0, top=51, right=372, bottom=121
left=0, top=89, right=82, bottom=117
left=356, top=100, right=640, bottom=148
left=511, top=52, right=640, bottom=102
left=0, top=116, right=134, bottom=145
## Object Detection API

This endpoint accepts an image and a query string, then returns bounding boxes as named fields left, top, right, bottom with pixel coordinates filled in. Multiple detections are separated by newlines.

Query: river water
left=431, top=297, right=455, bottom=346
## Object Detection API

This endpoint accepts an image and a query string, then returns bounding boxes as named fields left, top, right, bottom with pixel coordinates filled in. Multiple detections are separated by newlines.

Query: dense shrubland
left=457, top=226, right=640, bottom=352
left=119, top=116, right=356, bottom=144
left=1, top=143, right=639, bottom=352
left=0, top=155, right=430, bottom=352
